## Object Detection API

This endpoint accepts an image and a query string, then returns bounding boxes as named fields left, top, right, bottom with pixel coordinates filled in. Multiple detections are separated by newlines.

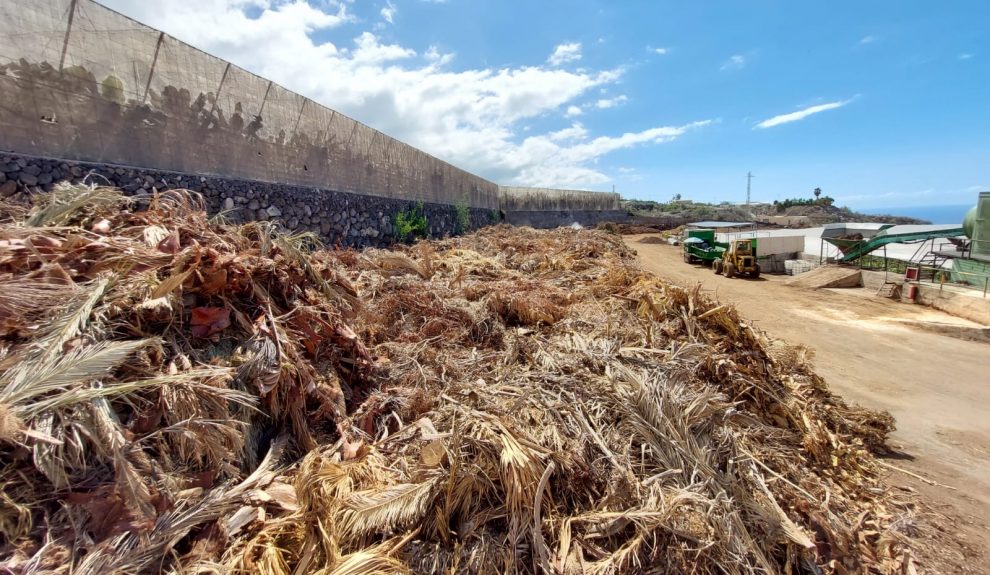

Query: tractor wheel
left=724, top=262, right=736, bottom=278
left=713, top=260, right=723, bottom=274
left=683, top=252, right=690, bottom=263
left=751, top=264, right=760, bottom=279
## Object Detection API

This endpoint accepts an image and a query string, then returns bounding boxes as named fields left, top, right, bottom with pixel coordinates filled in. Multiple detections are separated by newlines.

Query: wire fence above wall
left=0, top=0, right=499, bottom=209
left=499, top=186, right=622, bottom=212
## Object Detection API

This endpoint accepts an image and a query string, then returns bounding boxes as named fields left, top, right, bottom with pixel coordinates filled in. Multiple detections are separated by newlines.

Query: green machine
left=682, top=229, right=726, bottom=264
left=712, top=238, right=761, bottom=278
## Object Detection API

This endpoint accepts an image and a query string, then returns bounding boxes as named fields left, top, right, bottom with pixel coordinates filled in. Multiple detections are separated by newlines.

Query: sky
left=100, top=0, right=989, bottom=210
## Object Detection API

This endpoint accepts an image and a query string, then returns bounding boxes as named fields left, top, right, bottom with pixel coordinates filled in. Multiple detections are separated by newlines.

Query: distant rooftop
left=688, top=221, right=755, bottom=229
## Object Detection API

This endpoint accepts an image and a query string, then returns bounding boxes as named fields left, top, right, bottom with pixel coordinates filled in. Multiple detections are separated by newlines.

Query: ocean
left=857, top=204, right=973, bottom=225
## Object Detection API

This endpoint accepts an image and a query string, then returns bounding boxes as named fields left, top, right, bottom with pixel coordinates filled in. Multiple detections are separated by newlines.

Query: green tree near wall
left=454, top=194, right=471, bottom=234
left=394, top=202, right=428, bottom=243
left=101, top=75, right=125, bottom=105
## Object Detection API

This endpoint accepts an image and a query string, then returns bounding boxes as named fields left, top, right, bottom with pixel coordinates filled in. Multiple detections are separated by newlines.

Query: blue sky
left=104, top=0, right=988, bottom=209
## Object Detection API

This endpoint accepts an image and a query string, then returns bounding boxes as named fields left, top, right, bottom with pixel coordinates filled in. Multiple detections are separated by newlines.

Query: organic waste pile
left=0, top=184, right=920, bottom=574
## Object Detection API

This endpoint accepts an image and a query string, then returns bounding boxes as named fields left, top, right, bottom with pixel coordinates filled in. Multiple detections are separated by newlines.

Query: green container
left=963, top=205, right=977, bottom=239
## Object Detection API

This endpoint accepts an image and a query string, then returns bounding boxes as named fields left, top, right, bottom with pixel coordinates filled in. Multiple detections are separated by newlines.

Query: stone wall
left=0, top=152, right=494, bottom=248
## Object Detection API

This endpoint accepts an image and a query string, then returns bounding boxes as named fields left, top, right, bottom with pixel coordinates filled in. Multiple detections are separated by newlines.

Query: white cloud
left=617, top=166, right=642, bottom=181
left=755, top=99, right=853, bottom=129
left=547, top=42, right=582, bottom=66
left=720, top=54, right=746, bottom=71
left=596, top=95, right=628, bottom=109
left=649, top=46, right=668, bottom=55
left=859, top=35, right=876, bottom=45
left=564, top=105, right=583, bottom=117
left=548, top=123, right=589, bottom=142
left=99, top=0, right=705, bottom=188
left=505, top=121, right=710, bottom=187
left=351, top=32, right=416, bottom=63
left=958, top=53, right=974, bottom=60
left=380, top=1, right=396, bottom=24
left=424, top=45, right=455, bottom=66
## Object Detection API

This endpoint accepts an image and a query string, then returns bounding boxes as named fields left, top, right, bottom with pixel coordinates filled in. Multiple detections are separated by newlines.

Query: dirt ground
left=628, top=235, right=990, bottom=572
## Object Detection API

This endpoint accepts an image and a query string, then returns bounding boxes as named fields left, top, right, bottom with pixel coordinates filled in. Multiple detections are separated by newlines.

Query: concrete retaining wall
left=499, top=186, right=621, bottom=211
left=914, top=284, right=990, bottom=325
left=504, top=210, right=629, bottom=229
left=0, top=152, right=494, bottom=248
left=0, top=0, right=627, bottom=237
left=861, top=270, right=990, bottom=324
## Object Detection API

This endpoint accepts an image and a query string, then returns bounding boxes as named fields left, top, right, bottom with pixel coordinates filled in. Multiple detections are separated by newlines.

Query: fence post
left=142, top=32, right=165, bottom=104
left=58, top=0, right=78, bottom=73
left=208, top=62, right=231, bottom=121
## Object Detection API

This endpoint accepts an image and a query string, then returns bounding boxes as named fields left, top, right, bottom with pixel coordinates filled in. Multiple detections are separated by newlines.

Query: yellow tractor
left=712, top=239, right=760, bottom=278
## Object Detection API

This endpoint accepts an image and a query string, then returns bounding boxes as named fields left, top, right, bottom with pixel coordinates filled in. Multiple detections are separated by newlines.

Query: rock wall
left=0, top=152, right=495, bottom=248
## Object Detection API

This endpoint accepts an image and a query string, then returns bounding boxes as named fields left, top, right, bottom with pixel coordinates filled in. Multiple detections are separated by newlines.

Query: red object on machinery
left=905, top=267, right=920, bottom=281
left=906, top=284, right=918, bottom=301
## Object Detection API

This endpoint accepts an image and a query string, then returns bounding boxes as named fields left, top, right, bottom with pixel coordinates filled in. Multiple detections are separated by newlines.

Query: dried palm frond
left=0, top=339, right=157, bottom=413
left=24, top=183, right=130, bottom=228
left=339, top=478, right=438, bottom=539
left=0, top=185, right=918, bottom=575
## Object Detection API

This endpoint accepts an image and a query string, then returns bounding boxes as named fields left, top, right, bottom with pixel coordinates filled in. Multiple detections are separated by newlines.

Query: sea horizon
left=856, top=204, right=973, bottom=225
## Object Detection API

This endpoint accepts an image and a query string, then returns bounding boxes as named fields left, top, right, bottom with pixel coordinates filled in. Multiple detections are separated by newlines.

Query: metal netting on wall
left=499, top=186, right=622, bottom=212
left=0, top=0, right=499, bottom=209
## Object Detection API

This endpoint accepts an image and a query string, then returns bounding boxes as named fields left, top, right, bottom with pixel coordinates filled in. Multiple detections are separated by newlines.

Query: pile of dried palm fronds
left=0, top=184, right=920, bottom=574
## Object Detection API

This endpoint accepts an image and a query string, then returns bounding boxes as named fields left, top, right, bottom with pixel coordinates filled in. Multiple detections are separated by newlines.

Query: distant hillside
left=623, top=199, right=752, bottom=222
left=755, top=197, right=931, bottom=225
left=623, top=198, right=930, bottom=226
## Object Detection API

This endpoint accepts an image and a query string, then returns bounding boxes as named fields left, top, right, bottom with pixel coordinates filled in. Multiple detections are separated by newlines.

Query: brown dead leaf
left=157, top=229, right=181, bottom=254
left=190, top=307, right=231, bottom=338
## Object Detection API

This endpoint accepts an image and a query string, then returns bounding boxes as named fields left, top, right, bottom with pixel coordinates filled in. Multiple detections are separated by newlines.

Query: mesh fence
left=499, top=186, right=622, bottom=212
left=0, top=0, right=499, bottom=209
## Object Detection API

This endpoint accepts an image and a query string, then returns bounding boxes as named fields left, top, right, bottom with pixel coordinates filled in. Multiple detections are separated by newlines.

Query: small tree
left=813, top=187, right=822, bottom=200
left=394, top=202, right=428, bottom=243
left=453, top=196, right=471, bottom=235
left=101, top=74, right=125, bottom=105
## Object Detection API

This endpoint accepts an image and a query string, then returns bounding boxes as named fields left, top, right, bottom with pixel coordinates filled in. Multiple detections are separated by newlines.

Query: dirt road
left=628, top=235, right=990, bottom=570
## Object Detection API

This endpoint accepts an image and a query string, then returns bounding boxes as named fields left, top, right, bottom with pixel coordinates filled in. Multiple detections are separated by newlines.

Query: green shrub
left=394, top=202, right=428, bottom=243
left=101, top=75, right=125, bottom=105
left=454, top=197, right=471, bottom=234
left=774, top=196, right=836, bottom=211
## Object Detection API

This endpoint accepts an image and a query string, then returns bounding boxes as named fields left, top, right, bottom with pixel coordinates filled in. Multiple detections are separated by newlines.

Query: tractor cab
left=713, top=239, right=760, bottom=278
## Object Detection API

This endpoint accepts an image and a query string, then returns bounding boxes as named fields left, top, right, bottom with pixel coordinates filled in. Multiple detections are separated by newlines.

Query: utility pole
left=746, top=171, right=755, bottom=206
